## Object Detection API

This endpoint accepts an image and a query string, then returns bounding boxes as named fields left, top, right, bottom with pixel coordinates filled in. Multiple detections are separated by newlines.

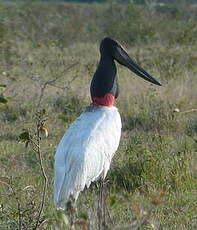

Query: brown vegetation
left=0, top=1, right=196, bottom=229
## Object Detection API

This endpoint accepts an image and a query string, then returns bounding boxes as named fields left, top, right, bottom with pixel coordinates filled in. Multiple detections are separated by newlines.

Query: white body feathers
left=54, top=105, right=121, bottom=209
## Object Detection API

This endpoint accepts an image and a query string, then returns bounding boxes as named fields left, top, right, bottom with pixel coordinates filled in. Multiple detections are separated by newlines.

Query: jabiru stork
left=54, top=37, right=161, bottom=210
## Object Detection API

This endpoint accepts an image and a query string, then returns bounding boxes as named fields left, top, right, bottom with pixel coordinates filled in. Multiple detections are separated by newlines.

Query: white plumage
left=54, top=105, right=121, bottom=209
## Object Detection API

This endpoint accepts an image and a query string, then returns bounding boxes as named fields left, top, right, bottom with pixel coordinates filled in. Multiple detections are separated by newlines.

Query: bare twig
left=180, top=109, right=197, bottom=114
left=16, top=197, right=22, bottom=230
left=0, top=181, right=23, bottom=229
left=26, top=62, right=78, bottom=107
left=0, top=180, right=13, bottom=191
left=37, top=69, right=79, bottom=107
left=173, top=108, right=197, bottom=114
left=18, top=109, right=49, bottom=229
left=47, top=62, right=78, bottom=83
left=32, top=112, right=48, bottom=230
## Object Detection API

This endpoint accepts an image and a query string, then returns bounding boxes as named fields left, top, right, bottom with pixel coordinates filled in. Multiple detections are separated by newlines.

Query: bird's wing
left=54, top=106, right=121, bottom=209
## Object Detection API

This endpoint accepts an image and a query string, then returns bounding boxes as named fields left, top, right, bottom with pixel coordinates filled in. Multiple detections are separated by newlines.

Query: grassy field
left=0, top=1, right=197, bottom=229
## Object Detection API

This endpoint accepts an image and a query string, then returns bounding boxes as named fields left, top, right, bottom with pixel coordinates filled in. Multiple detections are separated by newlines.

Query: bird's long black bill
left=127, top=57, right=161, bottom=86
left=115, top=46, right=162, bottom=86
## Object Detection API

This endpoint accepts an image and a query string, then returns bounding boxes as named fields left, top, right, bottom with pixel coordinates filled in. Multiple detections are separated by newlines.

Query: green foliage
left=0, top=1, right=196, bottom=229
left=0, top=94, right=8, bottom=104
left=0, top=0, right=196, bottom=47
left=0, top=177, right=40, bottom=229
left=0, top=105, right=27, bottom=122
left=54, top=92, right=86, bottom=123
left=110, top=133, right=195, bottom=192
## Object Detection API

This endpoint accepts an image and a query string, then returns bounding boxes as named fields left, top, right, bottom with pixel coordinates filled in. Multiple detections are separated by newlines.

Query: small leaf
left=0, top=95, right=8, bottom=104
left=19, top=130, right=31, bottom=148
left=0, top=84, right=6, bottom=88
left=19, top=129, right=31, bottom=142
left=41, top=108, right=46, bottom=115
left=25, top=141, right=30, bottom=148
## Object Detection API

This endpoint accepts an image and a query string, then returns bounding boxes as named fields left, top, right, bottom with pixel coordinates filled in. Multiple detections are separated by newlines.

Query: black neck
left=90, top=54, right=119, bottom=98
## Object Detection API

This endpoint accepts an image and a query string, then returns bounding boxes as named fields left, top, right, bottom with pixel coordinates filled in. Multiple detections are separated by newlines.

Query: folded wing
left=54, top=106, right=121, bottom=209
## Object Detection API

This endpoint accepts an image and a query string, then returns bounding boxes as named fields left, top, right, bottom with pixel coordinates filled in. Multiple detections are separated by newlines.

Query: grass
left=0, top=0, right=197, bottom=229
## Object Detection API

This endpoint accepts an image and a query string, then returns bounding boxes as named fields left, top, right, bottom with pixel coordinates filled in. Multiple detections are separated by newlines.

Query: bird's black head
left=100, top=37, right=162, bottom=86
left=100, top=37, right=119, bottom=57
left=90, top=37, right=161, bottom=106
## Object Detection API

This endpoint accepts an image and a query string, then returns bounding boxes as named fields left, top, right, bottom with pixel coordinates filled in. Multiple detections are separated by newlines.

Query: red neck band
left=91, top=93, right=116, bottom=107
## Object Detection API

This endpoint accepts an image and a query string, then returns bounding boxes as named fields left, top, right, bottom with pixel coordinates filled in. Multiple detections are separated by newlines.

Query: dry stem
left=33, top=115, right=48, bottom=230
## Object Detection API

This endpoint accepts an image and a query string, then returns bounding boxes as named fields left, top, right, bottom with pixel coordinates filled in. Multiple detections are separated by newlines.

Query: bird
left=54, top=37, right=161, bottom=210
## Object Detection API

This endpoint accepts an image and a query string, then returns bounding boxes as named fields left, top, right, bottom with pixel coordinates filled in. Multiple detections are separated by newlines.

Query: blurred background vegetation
left=0, top=0, right=197, bottom=229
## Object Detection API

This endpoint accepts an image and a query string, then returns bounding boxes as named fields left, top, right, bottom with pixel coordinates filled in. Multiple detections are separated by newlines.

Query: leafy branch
left=19, top=109, right=48, bottom=229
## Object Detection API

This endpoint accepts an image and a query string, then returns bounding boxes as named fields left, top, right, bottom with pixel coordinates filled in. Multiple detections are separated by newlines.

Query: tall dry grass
left=0, top=1, right=196, bottom=229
